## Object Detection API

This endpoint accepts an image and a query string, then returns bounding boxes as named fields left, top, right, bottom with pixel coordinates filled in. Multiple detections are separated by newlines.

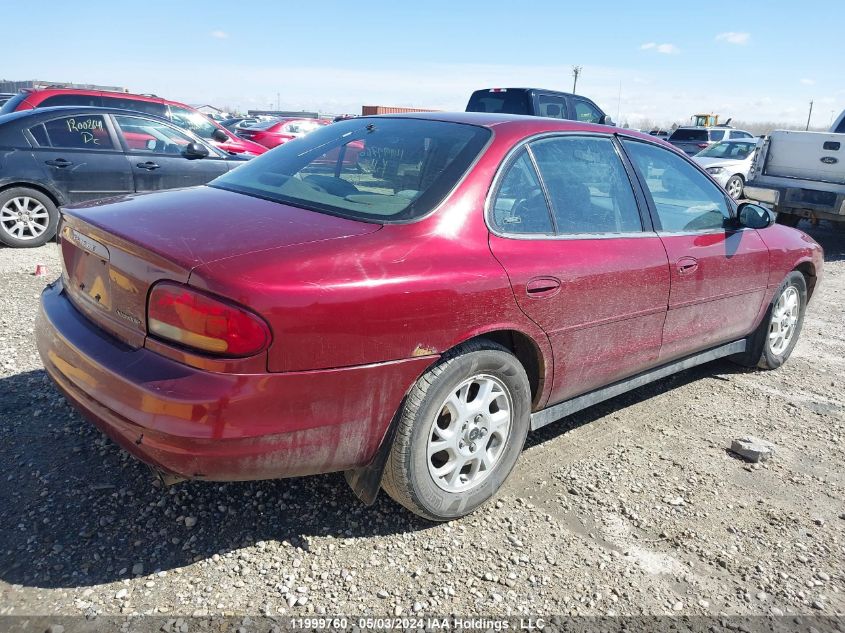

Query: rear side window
left=537, top=95, right=567, bottom=119
left=491, top=150, right=553, bottom=234
left=29, top=124, right=49, bottom=146
left=466, top=90, right=530, bottom=115
left=669, top=128, right=707, bottom=141
left=40, top=94, right=102, bottom=108
left=708, top=129, right=726, bottom=141
left=835, top=117, right=845, bottom=134
left=530, top=136, right=642, bottom=234
left=212, top=118, right=491, bottom=222
left=43, top=115, right=114, bottom=150
left=102, top=97, right=168, bottom=117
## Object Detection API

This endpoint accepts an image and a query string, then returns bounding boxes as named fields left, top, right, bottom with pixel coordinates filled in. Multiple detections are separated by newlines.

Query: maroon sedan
left=36, top=113, right=822, bottom=520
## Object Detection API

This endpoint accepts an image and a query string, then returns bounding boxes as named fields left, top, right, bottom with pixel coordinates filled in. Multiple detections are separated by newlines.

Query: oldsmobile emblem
left=116, top=309, right=141, bottom=326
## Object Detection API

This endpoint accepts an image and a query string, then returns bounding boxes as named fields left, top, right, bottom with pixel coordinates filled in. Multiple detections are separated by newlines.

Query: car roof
left=15, top=87, right=196, bottom=110
left=358, top=111, right=659, bottom=143
left=3, top=105, right=175, bottom=123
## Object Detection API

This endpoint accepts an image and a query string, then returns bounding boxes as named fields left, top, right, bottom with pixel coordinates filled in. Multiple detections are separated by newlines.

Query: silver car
left=693, top=138, right=758, bottom=199
left=668, top=126, right=754, bottom=156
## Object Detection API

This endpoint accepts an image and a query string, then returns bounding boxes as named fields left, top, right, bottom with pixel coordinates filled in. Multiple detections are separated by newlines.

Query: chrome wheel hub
left=768, top=286, right=799, bottom=356
left=1, top=197, right=49, bottom=240
left=427, top=374, right=512, bottom=493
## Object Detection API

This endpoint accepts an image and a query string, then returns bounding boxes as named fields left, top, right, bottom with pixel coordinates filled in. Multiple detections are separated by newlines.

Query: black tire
left=775, top=213, right=801, bottom=228
left=382, top=339, right=531, bottom=521
left=725, top=174, right=744, bottom=200
left=0, top=187, right=59, bottom=248
left=732, top=272, right=807, bottom=370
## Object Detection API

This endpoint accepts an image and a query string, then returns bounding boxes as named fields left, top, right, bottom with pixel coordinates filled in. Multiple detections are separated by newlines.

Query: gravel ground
left=0, top=223, right=843, bottom=620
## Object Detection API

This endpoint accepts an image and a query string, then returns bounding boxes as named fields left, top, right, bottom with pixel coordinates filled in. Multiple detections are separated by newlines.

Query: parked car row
left=0, top=107, right=248, bottom=247
left=0, top=88, right=268, bottom=156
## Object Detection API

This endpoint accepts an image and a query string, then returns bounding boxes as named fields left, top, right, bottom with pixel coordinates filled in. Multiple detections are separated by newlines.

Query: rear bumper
left=745, top=183, right=845, bottom=220
left=36, top=280, right=431, bottom=481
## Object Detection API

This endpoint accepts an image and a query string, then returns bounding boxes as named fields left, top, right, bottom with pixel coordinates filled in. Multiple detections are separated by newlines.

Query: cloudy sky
left=4, top=0, right=843, bottom=127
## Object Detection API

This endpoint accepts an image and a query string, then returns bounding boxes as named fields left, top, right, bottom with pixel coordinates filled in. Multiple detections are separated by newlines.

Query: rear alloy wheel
left=0, top=187, right=59, bottom=248
left=725, top=174, right=744, bottom=199
left=382, top=340, right=531, bottom=521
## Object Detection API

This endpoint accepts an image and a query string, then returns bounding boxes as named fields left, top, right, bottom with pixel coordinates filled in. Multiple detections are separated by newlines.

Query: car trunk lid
left=59, top=186, right=380, bottom=347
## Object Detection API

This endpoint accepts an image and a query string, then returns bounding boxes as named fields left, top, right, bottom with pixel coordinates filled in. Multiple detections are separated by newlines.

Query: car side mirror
left=599, top=115, right=614, bottom=126
left=737, top=202, right=773, bottom=229
left=184, top=142, right=210, bottom=159
left=211, top=128, right=229, bottom=143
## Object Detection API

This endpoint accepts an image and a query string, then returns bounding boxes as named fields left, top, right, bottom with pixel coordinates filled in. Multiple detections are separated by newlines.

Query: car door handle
left=136, top=161, right=160, bottom=170
left=526, top=277, right=562, bottom=298
left=45, top=158, right=72, bottom=168
left=677, top=257, right=699, bottom=275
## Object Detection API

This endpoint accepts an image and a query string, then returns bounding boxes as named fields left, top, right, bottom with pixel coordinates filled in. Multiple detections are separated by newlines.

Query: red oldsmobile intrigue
left=36, top=113, right=823, bottom=520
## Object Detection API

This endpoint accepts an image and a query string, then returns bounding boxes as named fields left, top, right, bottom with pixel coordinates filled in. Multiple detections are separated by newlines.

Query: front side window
left=211, top=118, right=491, bottom=222
left=572, top=99, right=603, bottom=124
left=529, top=136, right=642, bottom=233
left=42, top=115, right=114, bottom=150
left=623, top=140, right=730, bottom=232
left=537, top=95, right=568, bottom=119
left=490, top=150, right=553, bottom=234
left=114, top=115, right=195, bottom=154
left=168, top=105, right=219, bottom=140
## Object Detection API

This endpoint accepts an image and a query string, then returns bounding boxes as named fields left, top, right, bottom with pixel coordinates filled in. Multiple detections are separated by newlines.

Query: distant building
left=361, top=105, right=437, bottom=115
left=0, top=79, right=128, bottom=93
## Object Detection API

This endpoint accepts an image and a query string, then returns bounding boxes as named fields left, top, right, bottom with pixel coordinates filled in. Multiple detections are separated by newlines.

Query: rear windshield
left=466, top=90, right=531, bottom=115
left=668, top=128, right=708, bottom=141
left=0, top=93, right=28, bottom=115
left=211, top=118, right=491, bottom=222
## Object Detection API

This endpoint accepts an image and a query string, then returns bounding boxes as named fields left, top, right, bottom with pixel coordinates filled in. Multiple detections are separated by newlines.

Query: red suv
left=0, top=89, right=267, bottom=156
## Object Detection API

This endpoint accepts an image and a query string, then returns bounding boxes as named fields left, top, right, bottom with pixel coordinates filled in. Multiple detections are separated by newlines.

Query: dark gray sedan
left=0, top=106, right=249, bottom=247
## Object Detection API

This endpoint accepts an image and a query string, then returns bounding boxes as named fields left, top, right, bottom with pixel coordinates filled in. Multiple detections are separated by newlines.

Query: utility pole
left=616, top=79, right=622, bottom=123
left=276, top=92, right=280, bottom=111
left=806, top=100, right=814, bottom=131
left=572, top=66, right=582, bottom=94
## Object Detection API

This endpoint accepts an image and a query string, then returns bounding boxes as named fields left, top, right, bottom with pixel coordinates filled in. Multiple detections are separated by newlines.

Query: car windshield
left=211, top=117, right=491, bottom=222
left=668, top=128, right=708, bottom=141
left=697, top=140, right=756, bottom=159
left=168, top=105, right=220, bottom=140
left=0, top=93, right=27, bottom=115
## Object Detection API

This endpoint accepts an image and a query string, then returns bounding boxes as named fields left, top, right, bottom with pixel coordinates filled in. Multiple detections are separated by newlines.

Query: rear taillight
left=147, top=282, right=271, bottom=357
left=697, top=143, right=708, bottom=148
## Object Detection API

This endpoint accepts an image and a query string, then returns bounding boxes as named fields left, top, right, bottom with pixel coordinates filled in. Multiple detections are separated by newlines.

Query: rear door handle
left=45, top=158, right=72, bottom=168
left=677, top=257, right=699, bottom=275
left=526, top=277, right=562, bottom=298
left=136, top=161, right=160, bottom=170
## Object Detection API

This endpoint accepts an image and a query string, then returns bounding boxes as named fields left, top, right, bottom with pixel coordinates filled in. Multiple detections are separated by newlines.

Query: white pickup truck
left=744, top=110, right=845, bottom=226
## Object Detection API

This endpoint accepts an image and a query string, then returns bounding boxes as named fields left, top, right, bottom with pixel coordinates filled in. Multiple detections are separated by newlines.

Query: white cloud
left=210, top=30, right=229, bottom=39
left=800, top=78, right=816, bottom=85
left=641, top=42, right=679, bottom=54
left=716, top=32, right=750, bottom=45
